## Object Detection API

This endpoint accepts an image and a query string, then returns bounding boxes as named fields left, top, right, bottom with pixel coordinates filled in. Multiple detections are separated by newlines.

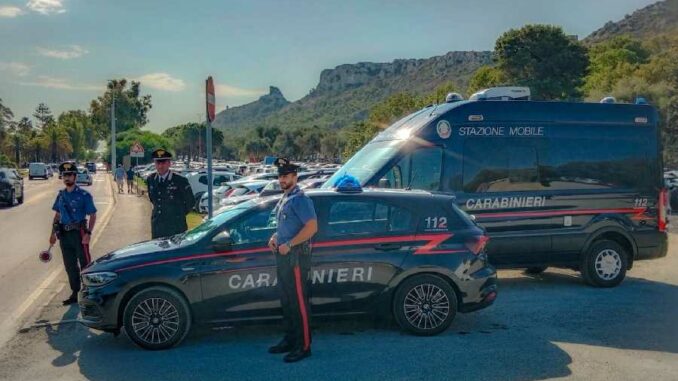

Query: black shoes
left=62, top=293, right=77, bottom=306
left=268, top=340, right=294, bottom=354
left=283, top=348, right=311, bottom=363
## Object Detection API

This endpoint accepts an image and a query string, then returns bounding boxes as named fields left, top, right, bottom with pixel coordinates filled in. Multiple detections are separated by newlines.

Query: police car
left=78, top=185, right=497, bottom=350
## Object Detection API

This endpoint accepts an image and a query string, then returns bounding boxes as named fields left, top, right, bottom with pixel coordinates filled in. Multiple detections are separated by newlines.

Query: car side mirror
left=211, top=230, right=233, bottom=250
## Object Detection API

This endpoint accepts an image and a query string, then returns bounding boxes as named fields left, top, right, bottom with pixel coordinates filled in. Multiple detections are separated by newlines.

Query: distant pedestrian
left=114, top=164, right=125, bottom=193
left=49, top=162, right=97, bottom=305
left=147, top=149, right=194, bottom=239
left=126, top=167, right=135, bottom=194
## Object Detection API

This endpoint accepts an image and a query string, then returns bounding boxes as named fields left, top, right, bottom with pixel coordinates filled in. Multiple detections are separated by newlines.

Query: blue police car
left=78, top=185, right=496, bottom=350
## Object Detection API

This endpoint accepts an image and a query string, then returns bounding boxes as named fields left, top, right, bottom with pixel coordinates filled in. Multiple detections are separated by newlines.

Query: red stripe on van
left=472, top=207, right=646, bottom=220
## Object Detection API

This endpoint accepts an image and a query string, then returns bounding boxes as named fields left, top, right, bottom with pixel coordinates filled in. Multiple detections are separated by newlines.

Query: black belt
left=60, top=221, right=85, bottom=231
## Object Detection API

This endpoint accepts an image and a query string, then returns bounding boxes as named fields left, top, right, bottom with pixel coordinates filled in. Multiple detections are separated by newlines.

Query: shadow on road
left=38, top=271, right=677, bottom=381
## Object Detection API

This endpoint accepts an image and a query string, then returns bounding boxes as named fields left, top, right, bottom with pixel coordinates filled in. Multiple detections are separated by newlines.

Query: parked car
left=28, top=162, right=49, bottom=180
left=86, top=162, right=97, bottom=173
left=78, top=187, right=496, bottom=350
left=185, top=170, right=240, bottom=206
left=0, top=167, right=24, bottom=206
left=76, top=167, right=93, bottom=186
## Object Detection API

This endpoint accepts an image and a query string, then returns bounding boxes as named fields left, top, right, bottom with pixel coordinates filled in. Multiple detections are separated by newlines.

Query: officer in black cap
left=146, top=149, right=194, bottom=239
left=267, top=157, right=317, bottom=363
left=49, top=162, right=97, bottom=305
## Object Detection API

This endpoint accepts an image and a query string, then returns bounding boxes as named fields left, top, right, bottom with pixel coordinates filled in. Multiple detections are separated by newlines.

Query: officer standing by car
left=48, top=162, right=97, bottom=305
left=147, top=149, right=194, bottom=239
left=267, top=157, right=318, bottom=363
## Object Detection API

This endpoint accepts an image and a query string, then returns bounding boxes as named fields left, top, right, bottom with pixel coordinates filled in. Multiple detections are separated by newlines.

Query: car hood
left=88, top=237, right=183, bottom=270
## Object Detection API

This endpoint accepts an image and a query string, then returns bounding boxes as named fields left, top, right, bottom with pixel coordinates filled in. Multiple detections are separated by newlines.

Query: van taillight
left=466, top=235, right=490, bottom=255
left=659, top=188, right=668, bottom=232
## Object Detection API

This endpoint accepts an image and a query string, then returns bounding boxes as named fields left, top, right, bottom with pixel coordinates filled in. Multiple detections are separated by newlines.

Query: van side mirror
left=211, top=230, right=233, bottom=250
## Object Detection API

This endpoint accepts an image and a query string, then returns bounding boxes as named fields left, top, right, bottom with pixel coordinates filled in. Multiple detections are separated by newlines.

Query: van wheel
left=525, top=266, right=547, bottom=275
left=123, top=286, right=191, bottom=350
left=393, top=274, right=457, bottom=336
left=581, top=240, right=628, bottom=288
left=29, top=176, right=33, bottom=180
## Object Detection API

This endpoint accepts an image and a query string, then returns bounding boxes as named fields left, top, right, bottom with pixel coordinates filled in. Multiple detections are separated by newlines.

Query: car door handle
left=374, top=243, right=402, bottom=251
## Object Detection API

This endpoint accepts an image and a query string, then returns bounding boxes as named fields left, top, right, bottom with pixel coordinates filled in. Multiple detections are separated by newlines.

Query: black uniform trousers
left=58, top=228, right=91, bottom=293
left=275, top=242, right=312, bottom=351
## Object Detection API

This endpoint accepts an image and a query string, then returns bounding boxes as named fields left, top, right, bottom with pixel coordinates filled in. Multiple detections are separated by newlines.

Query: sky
left=0, top=0, right=659, bottom=132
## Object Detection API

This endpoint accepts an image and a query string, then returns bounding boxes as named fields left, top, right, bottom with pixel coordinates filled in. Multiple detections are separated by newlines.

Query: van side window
left=378, top=147, right=442, bottom=191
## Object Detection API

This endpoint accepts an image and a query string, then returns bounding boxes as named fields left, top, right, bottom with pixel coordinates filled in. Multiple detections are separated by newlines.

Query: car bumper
left=635, top=230, right=668, bottom=260
left=458, top=263, right=497, bottom=313
left=78, top=285, right=122, bottom=331
left=0, top=188, right=11, bottom=201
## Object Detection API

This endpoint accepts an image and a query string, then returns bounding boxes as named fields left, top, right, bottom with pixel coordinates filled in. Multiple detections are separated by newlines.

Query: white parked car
left=76, top=167, right=93, bottom=186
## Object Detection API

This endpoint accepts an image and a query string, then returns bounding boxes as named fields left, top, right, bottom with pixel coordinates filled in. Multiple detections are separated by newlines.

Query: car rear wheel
left=393, top=274, right=457, bottom=336
left=123, top=286, right=191, bottom=350
left=581, top=240, right=628, bottom=288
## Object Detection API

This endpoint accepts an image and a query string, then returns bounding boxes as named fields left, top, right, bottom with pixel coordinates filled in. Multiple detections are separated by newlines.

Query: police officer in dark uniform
left=267, top=158, right=318, bottom=363
left=147, top=149, right=194, bottom=239
left=49, top=162, right=97, bottom=305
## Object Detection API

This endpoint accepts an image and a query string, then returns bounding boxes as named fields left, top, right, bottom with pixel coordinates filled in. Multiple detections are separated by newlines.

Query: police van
left=323, top=87, right=668, bottom=287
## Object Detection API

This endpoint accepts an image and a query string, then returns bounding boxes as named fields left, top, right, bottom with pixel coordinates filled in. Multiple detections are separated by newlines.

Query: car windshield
left=173, top=205, right=250, bottom=245
left=322, top=139, right=404, bottom=188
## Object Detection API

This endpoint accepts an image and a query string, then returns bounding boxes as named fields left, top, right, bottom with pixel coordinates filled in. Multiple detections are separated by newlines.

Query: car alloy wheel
left=403, top=283, right=450, bottom=330
left=123, top=286, right=191, bottom=350
left=131, top=297, right=180, bottom=345
left=393, top=274, right=457, bottom=336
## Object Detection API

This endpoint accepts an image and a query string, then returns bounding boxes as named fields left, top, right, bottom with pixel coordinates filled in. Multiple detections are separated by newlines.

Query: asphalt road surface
left=0, top=173, right=113, bottom=348
left=0, top=188, right=676, bottom=380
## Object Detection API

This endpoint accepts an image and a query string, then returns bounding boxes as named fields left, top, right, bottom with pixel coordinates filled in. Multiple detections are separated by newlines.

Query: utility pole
left=111, top=95, right=116, bottom=171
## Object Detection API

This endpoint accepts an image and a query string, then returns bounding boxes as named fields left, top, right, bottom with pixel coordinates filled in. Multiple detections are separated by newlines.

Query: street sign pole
left=111, top=96, right=116, bottom=172
left=206, top=77, right=216, bottom=218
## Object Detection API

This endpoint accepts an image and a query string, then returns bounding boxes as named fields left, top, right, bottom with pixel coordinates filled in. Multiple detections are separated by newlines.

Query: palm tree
left=42, top=123, right=72, bottom=162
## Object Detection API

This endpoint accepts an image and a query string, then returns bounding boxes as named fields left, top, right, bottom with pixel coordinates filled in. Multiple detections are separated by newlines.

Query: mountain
left=211, top=86, right=289, bottom=131
left=585, top=0, right=678, bottom=43
left=213, top=51, right=492, bottom=133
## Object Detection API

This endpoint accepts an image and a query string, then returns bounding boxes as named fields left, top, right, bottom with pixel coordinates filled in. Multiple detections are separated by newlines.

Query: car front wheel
left=123, top=286, right=191, bottom=350
left=581, top=240, right=628, bottom=288
left=393, top=274, right=457, bottom=336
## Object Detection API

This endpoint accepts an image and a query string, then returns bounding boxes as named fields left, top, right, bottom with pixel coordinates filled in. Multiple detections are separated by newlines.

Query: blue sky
left=0, top=0, right=658, bottom=132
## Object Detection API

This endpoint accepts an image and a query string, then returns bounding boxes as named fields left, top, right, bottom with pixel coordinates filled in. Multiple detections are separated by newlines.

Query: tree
left=90, top=79, right=152, bottom=138
left=583, top=36, right=650, bottom=96
left=495, top=24, right=588, bottom=100
left=0, top=98, right=14, bottom=150
left=42, top=123, right=72, bottom=162
left=33, top=103, right=54, bottom=129
left=467, top=66, right=504, bottom=95
left=109, top=129, right=171, bottom=165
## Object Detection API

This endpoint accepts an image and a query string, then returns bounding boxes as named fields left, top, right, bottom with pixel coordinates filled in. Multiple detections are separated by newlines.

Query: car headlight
left=82, top=272, right=118, bottom=287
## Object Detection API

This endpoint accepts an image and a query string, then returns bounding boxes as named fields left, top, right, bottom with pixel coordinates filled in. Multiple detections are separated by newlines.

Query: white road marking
left=0, top=175, right=116, bottom=348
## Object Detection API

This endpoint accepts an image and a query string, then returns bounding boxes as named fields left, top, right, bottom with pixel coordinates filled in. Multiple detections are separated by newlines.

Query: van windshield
left=322, top=140, right=404, bottom=188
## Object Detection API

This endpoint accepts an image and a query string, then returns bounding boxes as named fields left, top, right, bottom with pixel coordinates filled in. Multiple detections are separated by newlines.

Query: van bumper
left=635, top=231, right=668, bottom=260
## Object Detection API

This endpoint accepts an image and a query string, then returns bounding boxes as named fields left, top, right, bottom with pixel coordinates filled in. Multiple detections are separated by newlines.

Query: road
left=0, top=173, right=113, bottom=348
left=0, top=186, right=676, bottom=380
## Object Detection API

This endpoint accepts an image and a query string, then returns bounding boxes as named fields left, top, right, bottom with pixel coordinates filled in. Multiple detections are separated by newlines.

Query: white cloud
left=19, top=75, right=102, bottom=91
left=0, top=61, right=30, bottom=76
left=215, top=83, right=266, bottom=98
left=135, top=73, right=186, bottom=92
left=26, top=0, right=64, bottom=15
left=36, top=45, right=88, bottom=59
left=0, top=5, right=24, bottom=17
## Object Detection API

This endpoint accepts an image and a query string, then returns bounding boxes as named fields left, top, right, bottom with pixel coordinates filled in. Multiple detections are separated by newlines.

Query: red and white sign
left=206, top=76, right=216, bottom=123
left=130, top=141, right=144, bottom=158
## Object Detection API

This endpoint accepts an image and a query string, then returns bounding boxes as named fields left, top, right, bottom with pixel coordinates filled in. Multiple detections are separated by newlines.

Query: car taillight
left=659, top=188, right=668, bottom=232
left=466, top=235, right=489, bottom=255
